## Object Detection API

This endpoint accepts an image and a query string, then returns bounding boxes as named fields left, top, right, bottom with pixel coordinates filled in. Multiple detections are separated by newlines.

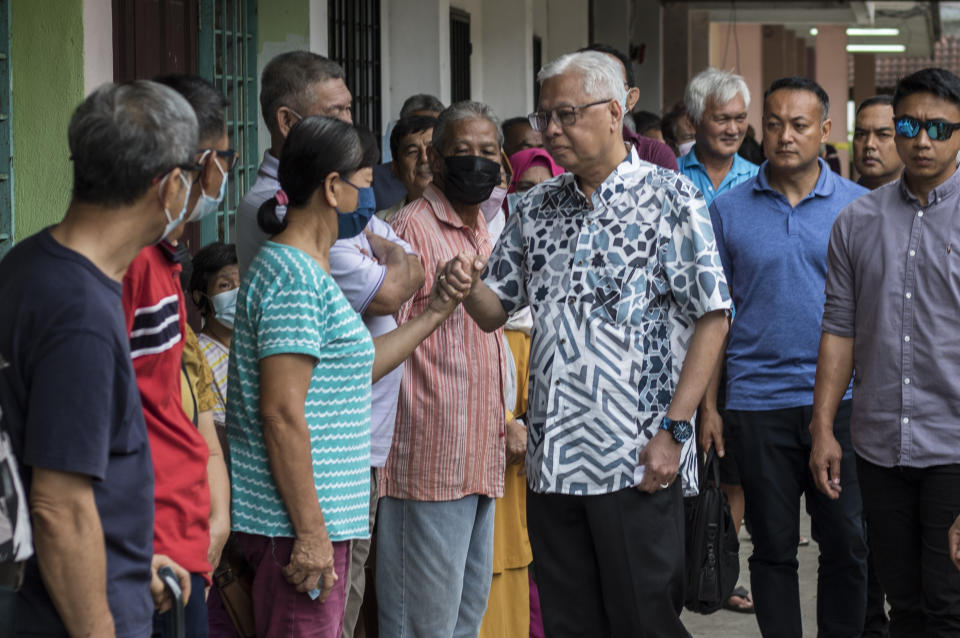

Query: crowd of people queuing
left=2, top=35, right=960, bottom=638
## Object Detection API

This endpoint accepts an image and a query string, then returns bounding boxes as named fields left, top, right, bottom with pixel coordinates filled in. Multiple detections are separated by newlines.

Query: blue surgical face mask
left=337, top=179, right=376, bottom=239
left=157, top=171, right=191, bottom=244
left=209, top=287, right=238, bottom=329
left=187, top=154, right=228, bottom=223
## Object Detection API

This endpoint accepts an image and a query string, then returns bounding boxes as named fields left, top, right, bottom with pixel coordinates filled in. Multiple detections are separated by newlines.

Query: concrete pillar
left=709, top=22, right=763, bottom=132
left=815, top=25, right=849, bottom=176
left=83, top=0, right=113, bottom=95
left=385, top=0, right=448, bottom=116
left=661, top=3, right=688, bottom=110
left=853, top=53, right=876, bottom=107
left=629, top=0, right=662, bottom=114
left=688, top=10, right=710, bottom=77
left=480, top=0, right=534, bottom=119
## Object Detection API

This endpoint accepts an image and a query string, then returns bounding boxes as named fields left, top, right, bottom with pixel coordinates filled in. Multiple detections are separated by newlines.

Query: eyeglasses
left=894, top=116, right=960, bottom=141
left=527, top=99, right=613, bottom=132
left=198, top=148, right=240, bottom=171
left=176, top=162, right=203, bottom=185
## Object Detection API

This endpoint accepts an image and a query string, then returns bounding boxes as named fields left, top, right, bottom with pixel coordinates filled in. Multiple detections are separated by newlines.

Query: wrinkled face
left=309, top=78, right=353, bottom=123
left=853, top=104, right=902, bottom=183
left=504, top=122, right=543, bottom=156
left=428, top=116, right=500, bottom=183
left=393, top=128, right=434, bottom=200
left=538, top=71, right=622, bottom=175
left=697, top=94, right=748, bottom=159
left=762, top=89, right=830, bottom=174
left=894, top=91, right=960, bottom=187
left=516, top=164, right=554, bottom=192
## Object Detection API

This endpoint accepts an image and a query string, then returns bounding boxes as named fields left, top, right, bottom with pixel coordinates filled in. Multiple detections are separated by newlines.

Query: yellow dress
left=479, top=329, right=533, bottom=638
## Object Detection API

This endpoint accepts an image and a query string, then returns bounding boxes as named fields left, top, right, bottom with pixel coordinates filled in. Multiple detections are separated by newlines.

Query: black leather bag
left=683, top=447, right=740, bottom=614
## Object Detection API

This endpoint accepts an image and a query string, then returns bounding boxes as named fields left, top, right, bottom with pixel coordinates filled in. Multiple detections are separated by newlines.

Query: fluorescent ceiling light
left=846, top=44, right=906, bottom=53
left=846, top=27, right=900, bottom=36
left=810, top=27, right=819, bottom=36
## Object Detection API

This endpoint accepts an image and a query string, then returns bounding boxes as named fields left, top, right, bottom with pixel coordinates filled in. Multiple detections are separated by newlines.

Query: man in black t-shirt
left=0, top=81, right=199, bottom=637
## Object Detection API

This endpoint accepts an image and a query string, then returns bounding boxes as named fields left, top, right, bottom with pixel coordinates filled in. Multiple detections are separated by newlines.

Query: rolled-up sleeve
left=483, top=206, right=528, bottom=315
left=822, top=211, right=856, bottom=337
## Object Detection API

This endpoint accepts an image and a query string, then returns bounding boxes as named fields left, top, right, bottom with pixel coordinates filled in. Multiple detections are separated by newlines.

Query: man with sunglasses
left=441, top=51, right=731, bottom=637
left=812, top=67, right=960, bottom=637
left=121, top=74, right=235, bottom=637
left=0, top=81, right=195, bottom=638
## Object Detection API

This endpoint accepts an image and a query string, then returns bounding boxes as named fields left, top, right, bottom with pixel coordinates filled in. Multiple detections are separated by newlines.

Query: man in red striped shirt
left=376, top=101, right=508, bottom=638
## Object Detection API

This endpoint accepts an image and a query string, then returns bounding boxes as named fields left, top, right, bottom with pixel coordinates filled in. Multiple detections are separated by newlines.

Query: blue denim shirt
left=709, top=159, right=867, bottom=410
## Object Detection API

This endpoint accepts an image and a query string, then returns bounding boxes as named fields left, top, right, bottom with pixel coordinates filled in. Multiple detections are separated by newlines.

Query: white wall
left=384, top=0, right=449, bottom=118
left=479, top=0, right=534, bottom=120
left=630, top=0, right=663, bottom=113
left=545, top=0, right=589, bottom=62
left=83, top=0, right=113, bottom=95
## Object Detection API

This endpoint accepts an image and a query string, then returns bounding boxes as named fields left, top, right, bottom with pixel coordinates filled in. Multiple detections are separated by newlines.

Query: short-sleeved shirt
left=181, top=324, right=218, bottom=423
left=330, top=215, right=417, bottom=467
left=0, top=230, right=154, bottom=638
left=123, top=244, right=211, bottom=579
left=709, top=159, right=868, bottom=411
left=823, top=168, right=960, bottom=468
left=377, top=185, right=507, bottom=502
left=678, top=145, right=759, bottom=206
left=197, top=332, right=230, bottom=427
left=484, top=147, right=732, bottom=496
left=227, top=241, right=375, bottom=540
left=236, top=151, right=279, bottom=276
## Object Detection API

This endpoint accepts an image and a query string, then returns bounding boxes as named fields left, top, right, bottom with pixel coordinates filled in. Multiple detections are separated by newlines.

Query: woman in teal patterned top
left=226, top=116, right=466, bottom=636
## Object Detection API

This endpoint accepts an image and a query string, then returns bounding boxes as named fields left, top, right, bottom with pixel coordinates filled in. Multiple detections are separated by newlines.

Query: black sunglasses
left=894, top=116, right=960, bottom=141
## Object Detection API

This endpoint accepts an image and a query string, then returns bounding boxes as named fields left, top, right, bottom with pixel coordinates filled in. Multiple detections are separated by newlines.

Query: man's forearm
left=462, top=280, right=509, bottom=332
left=199, top=411, right=230, bottom=559
left=810, top=331, right=855, bottom=433
left=698, top=336, right=727, bottom=415
left=31, top=469, right=115, bottom=638
left=368, top=253, right=425, bottom=316
left=667, top=310, right=730, bottom=421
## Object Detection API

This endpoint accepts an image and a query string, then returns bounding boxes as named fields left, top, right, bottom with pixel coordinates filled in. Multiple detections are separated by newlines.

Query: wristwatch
left=660, top=417, right=693, bottom=444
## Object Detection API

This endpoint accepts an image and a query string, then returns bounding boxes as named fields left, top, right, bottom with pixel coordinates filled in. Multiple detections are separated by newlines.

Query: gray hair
left=260, top=51, right=345, bottom=136
left=69, top=80, right=198, bottom=206
left=537, top=51, right=628, bottom=119
left=400, top=93, right=445, bottom=118
left=684, top=68, right=751, bottom=124
left=432, top=101, right=503, bottom=153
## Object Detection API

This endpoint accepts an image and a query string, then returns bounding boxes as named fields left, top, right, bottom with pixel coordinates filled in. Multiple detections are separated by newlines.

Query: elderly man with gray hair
left=0, top=81, right=196, bottom=637
left=375, top=100, right=507, bottom=638
left=440, top=51, right=732, bottom=637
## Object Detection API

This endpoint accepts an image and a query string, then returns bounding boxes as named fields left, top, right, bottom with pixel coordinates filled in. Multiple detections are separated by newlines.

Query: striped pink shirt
left=379, top=185, right=506, bottom=501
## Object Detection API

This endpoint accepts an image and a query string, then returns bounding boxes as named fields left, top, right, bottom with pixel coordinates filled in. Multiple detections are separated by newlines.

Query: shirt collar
left=258, top=150, right=279, bottom=180
left=573, top=146, right=642, bottom=208
left=422, top=184, right=490, bottom=235
left=897, top=164, right=960, bottom=206
left=681, top=145, right=755, bottom=177
left=753, top=157, right=835, bottom=199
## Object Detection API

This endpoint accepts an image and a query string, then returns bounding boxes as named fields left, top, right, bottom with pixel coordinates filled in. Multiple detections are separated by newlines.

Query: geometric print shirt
left=226, top=241, right=375, bottom=541
left=484, top=147, right=732, bottom=496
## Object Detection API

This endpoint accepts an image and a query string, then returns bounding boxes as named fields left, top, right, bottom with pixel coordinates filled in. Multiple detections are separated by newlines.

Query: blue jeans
left=376, top=495, right=495, bottom=638
left=152, top=572, right=209, bottom=638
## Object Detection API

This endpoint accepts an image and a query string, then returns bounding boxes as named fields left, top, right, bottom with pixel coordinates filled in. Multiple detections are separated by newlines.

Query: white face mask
left=678, top=140, right=696, bottom=157
left=480, top=186, right=508, bottom=223
left=187, top=154, right=228, bottom=223
left=210, top=287, right=238, bottom=329
left=156, top=172, right=191, bottom=244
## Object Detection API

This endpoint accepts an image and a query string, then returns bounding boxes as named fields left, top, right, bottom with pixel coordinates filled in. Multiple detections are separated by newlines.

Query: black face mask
left=441, top=155, right=501, bottom=205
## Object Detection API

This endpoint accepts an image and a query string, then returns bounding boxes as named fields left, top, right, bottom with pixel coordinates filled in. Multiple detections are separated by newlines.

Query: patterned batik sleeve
left=483, top=207, right=528, bottom=315
left=257, top=276, right=327, bottom=361
left=663, top=190, right=732, bottom=320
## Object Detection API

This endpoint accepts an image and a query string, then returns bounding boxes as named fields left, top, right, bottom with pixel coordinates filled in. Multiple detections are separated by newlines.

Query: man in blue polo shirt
left=705, top=77, right=869, bottom=637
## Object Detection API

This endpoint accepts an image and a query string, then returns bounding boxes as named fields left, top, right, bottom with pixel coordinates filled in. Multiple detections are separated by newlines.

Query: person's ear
left=276, top=106, right=299, bottom=140
left=428, top=145, right=444, bottom=181
left=821, top=118, right=833, bottom=143
left=609, top=99, right=624, bottom=133
left=157, top=168, right=188, bottom=216
left=626, top=87, right=640, bottom=112
left=323, top=172, right=341, bottom=209
left=192, top=290, right=204, bottom=311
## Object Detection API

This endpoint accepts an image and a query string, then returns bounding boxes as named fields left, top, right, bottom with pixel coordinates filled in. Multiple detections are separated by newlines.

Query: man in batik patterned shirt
left=439, top=51, right=731, bottom=638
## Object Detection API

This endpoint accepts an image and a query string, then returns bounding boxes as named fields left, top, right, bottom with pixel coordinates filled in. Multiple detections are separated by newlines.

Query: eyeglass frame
left=198, top=148, right=240, bottom=171
left=527, top=99, right=614, bottom=133
left=894, top=116, right=960, bottom=142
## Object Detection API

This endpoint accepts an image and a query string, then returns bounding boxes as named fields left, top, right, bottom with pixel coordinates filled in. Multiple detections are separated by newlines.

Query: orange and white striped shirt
left=379, top=185, right=506, bottom=501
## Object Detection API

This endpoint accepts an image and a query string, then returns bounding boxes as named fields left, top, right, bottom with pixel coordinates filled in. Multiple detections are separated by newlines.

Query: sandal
left=722, top=586, right=755, bottom=614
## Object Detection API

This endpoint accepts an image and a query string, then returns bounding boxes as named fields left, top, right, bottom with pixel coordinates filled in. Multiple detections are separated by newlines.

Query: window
left=198, top=0, right=258, bottom=245
left=0, top=1, right=11, bottom=258
left=328, top=0, right=382, bottom=142
left=450, top=8, right=471, bottom=102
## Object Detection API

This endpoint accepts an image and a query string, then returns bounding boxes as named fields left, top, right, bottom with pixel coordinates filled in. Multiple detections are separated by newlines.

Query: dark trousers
left=864, top=533, right=890, bottom=638
left=152, top=572, right=209, bottom=638
left=727, top=401, right=867, bottom=638
left=857, top=457, right=960, bottom=637
left=526, top=483, right=689, bottom=638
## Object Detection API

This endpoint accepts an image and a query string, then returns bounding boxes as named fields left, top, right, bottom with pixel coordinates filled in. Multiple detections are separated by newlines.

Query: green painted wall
left=12, top=0, right=85, bottom=241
